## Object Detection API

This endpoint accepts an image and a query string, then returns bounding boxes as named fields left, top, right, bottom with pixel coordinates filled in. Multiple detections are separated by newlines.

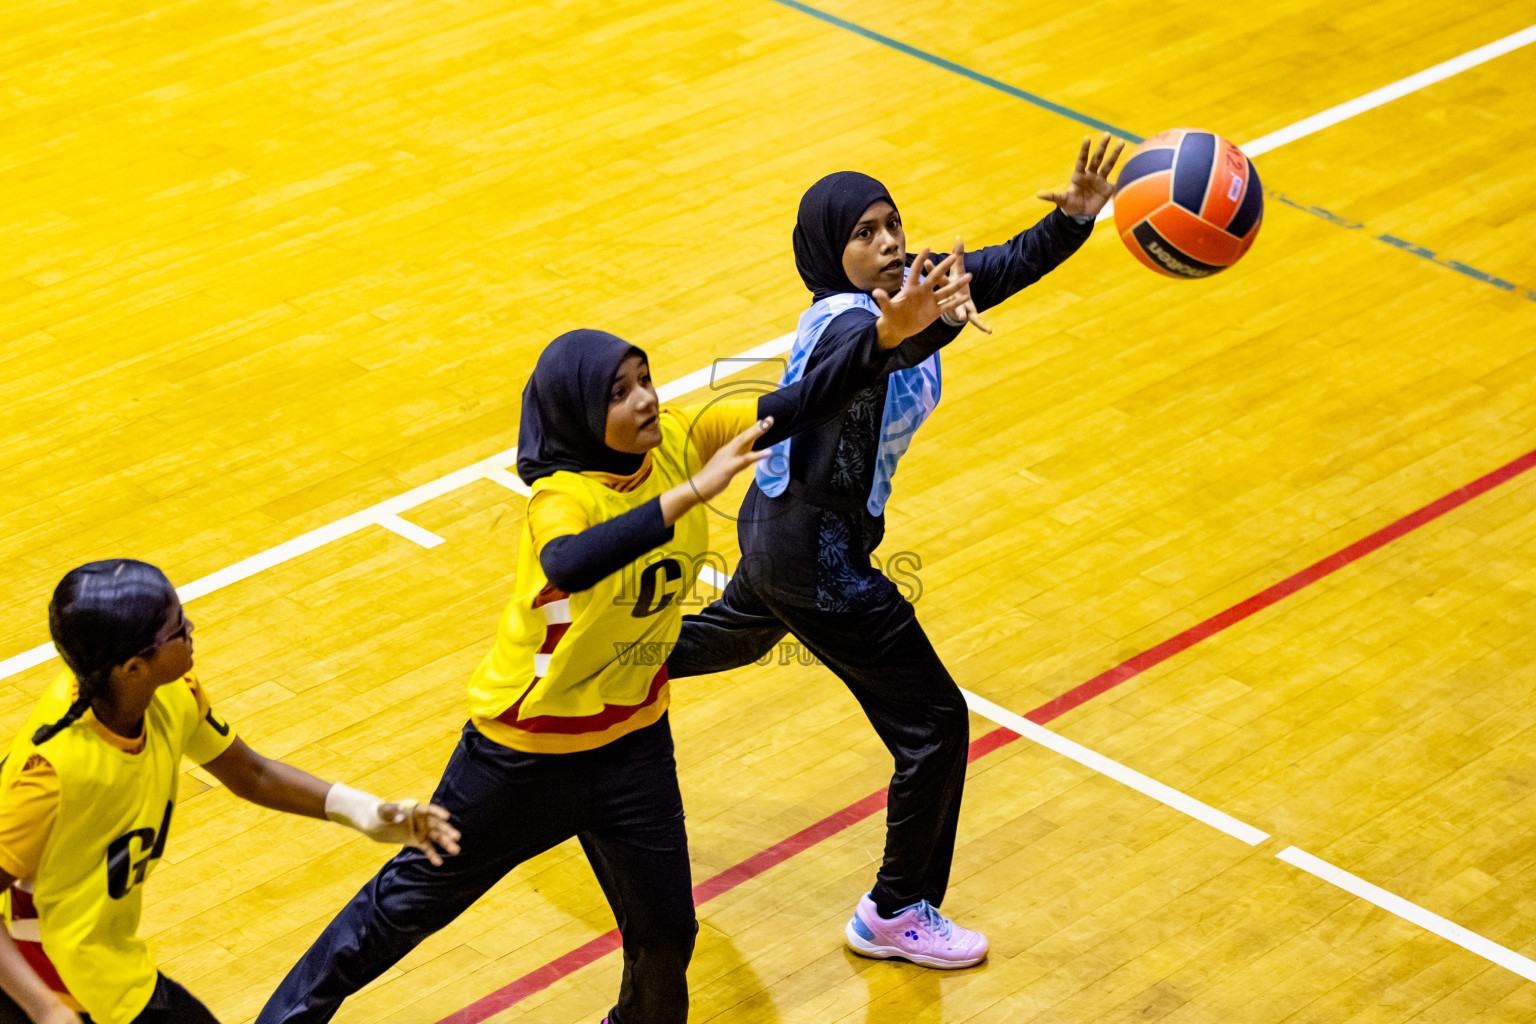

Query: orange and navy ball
left=1113, top=128, right=1263, bottom=279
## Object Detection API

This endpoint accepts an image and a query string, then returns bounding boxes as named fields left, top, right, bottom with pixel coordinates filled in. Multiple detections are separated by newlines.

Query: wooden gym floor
left=2, top=0, right=1535, bottom=1020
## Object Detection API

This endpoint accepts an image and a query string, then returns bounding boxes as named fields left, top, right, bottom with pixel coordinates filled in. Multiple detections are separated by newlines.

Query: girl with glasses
left=0, top=560, right=459, bottom=1024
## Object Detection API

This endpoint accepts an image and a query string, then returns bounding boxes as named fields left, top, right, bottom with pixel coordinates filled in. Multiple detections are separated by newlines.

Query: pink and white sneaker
left=844, top=893, right=988, bottom=968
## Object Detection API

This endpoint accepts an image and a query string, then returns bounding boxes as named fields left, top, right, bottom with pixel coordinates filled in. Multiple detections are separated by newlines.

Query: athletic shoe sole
left=844, top=919, right=987, bottom=969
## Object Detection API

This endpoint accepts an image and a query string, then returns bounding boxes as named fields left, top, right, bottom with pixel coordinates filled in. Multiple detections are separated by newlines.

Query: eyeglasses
left=136, top=609, right=192, bottom=660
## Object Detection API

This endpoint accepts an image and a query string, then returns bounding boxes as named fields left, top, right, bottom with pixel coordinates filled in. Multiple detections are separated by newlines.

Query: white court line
left=0, top=442, right=502, bottom=677
left=1241, top=24, right=1536, bottom=157
left=483, top=467, right=532, bottom=497
left=961, top=690, right=1536, bottom=980
left=958, top=688, right=1536, bottom=983
left=713, top=604, right=1530, bottom=979
left=0, top=336, right=791, bottom=682
left=1277, top=846, right=1536, bottom=982
left=1, top=645, right=56, bottom=678
left=698, top=565, right=731, bottom=592
left=377, top=515, right=446, bottom=549
left=697, top=565, right=1270, bottom=849
left=3, top=23, right=1527, bottom=679
left=961, top=690, right=1270, bottom=846
left=655, top=333, right=794, bottom=401
left=0, top=19, right=1523, bottom=987
left=1094, top=22, right=1536, bottom=222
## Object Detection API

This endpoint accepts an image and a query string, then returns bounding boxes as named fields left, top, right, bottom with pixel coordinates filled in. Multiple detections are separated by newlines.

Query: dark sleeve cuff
left=889, top=316, right=963, bottom=370
left=1053, top=206, right=1095, bottom=234
left=539, top=498, right=674, bottom=592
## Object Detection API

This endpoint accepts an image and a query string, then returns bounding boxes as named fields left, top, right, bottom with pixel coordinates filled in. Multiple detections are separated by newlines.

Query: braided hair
left=33, top=560, right=176, bottom=745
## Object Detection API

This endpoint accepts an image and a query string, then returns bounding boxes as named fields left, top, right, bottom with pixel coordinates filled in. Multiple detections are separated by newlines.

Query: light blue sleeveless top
left=755, top=288, right=942, bottom=516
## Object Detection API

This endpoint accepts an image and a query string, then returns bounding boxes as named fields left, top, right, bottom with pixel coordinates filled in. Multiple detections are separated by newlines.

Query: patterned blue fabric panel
left=756, top=283, right=942, bottom=515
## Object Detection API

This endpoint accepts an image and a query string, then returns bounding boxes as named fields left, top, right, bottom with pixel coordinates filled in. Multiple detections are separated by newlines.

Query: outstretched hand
left=872, top=247, right=973, bottom=348
left=689, top=417, right=774, bottom=504
left=661, top=416, right=775, bottom=526
left=924, top=238, right=991, bottom=335
left=378, top=800, right=462, bottom=866
left=1038, top=134, right=1126, bottom=220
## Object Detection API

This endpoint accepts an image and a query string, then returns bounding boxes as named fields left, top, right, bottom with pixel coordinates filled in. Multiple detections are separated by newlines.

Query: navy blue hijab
left=516, top=329, right=647, bottom=485
left=792, top=171, right=895, bottom=301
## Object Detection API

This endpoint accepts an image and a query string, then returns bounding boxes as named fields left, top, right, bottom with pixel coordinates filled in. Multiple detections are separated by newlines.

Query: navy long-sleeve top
left=736, top=207, right=1093, bottom=609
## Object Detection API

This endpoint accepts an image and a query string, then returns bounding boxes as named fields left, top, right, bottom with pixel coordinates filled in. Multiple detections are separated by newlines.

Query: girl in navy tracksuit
left=668, top=136, right=1123, bottom=968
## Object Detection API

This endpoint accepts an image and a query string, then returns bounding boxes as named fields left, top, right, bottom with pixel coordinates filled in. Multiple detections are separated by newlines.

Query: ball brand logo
left=1226, top=176, right=1244, bottom=201
left=1146, top=240, right=1214, bottom=278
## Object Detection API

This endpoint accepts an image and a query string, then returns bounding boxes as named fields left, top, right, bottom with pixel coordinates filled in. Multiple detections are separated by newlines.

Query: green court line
left=1269, top=191, right=1536, bottom=302
left=770, top=0, right=1533, bottom=305
left=767, top=0, right=1143, bottom=142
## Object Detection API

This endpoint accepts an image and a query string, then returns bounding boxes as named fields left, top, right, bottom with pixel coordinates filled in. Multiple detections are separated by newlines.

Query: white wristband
left=325, top=782, right=419, bottom=844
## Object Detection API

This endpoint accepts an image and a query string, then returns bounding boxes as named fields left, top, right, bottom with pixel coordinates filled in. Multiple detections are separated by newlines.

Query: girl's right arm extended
left=536, top=417, right=775, bottom=593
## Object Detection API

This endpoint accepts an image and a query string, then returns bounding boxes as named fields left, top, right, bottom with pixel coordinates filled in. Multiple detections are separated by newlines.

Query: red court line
left=438, top=933, right=622, bottom=1024
left=434, top=443, right=1536, bottom=1024
left=436, top=732, right=1014, bottom=1024
left=1027, top=444, right=1536, bottom=725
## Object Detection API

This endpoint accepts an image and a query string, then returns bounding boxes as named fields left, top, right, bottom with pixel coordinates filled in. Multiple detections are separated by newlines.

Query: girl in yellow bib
left=0, top=560, right=461, bottom=1024
left=260, top=251, right=971, bottom=1024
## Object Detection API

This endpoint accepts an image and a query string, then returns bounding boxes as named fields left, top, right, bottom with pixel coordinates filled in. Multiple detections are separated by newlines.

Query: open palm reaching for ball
left=1038, top=134, right=1126, bottom=220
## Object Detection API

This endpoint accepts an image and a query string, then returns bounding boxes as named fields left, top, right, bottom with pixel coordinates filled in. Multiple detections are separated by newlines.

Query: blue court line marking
left=1270, top=191, right=1536, bottom=303
left=766, top=0, right=1143, bottom=142
left=771, top=0, right=1533, bottom=307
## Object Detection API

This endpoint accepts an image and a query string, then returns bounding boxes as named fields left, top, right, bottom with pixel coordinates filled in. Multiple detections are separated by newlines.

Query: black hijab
left=792, top=171, right=896, bottom=301
left=516, top=329, right=648, bottom=485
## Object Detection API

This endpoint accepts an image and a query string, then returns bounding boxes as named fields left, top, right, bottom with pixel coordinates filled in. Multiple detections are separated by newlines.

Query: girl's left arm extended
left=201, top=739, right=462, bottom=865
left=893, top=133, right=1127, bottom=367
left=969, top=133, right=1125, bottom=312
